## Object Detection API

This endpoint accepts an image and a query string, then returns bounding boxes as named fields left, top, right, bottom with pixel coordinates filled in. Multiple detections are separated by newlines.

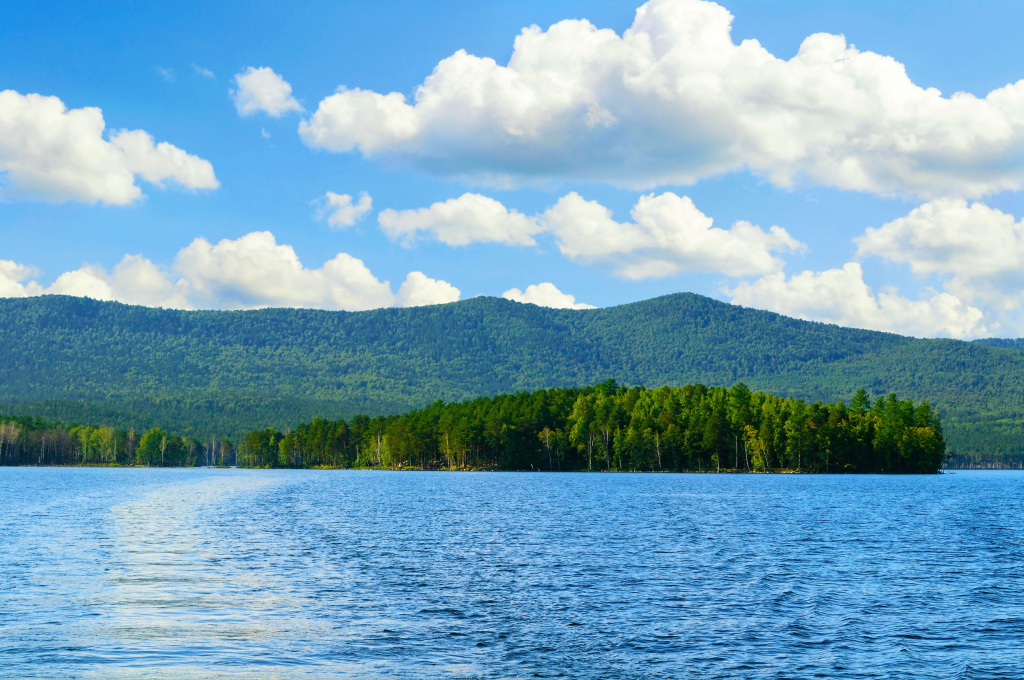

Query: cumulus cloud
left=849, top=198, right=1024, bottom=333
left=300, top=88, right=421, bottom=154
left=47, top=255, right=190, bottom=308
left=502, top=282, right=595, bottom=309
left=378, top=191, right=801, bottom=278
left=857, top=199, right=1024, bottom=299
left=231, top=67, right=303, bottom=117
left=0, top=90, right=218, bottom=204
left=544, top=192, right=802, bottom=279
left=396, top=271, right=461, bottom=307
left=320, top=191, right=373, bottom=229
left=0, top=233, right=460, bottom=311
left=176, top=232, right=397, bottom=310
left=0, top=261, right=44, bottom=298
left=728, top=262, right=986, bottom=338
left=110, top=130, right=219, bottom=191
left=299, top=0, right=1024, bottom=198
left=378, top=193, right=542, bottom=246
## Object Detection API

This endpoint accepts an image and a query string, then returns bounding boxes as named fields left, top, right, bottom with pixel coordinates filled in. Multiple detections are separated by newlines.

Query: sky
left=2, top=0, right=1024, bottom=339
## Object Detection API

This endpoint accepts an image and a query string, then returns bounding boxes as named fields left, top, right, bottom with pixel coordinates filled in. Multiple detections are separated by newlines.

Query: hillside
left=1, top=293, right=1023, bottom=456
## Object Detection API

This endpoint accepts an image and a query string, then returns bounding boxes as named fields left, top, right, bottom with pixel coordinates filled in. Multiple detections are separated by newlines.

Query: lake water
left=0, top=469, right=1021, bottom=679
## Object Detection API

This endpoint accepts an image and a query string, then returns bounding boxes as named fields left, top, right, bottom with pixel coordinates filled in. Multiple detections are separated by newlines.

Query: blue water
left=0, top=469, right=1021, bottom=679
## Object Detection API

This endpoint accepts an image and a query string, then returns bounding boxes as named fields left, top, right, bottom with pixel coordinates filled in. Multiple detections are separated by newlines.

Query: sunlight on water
left=1, top=469, right=1023, bottom=678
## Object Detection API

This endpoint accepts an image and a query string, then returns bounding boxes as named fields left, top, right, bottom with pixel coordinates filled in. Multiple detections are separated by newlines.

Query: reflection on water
left=1, top=469, right=1022, bottom=678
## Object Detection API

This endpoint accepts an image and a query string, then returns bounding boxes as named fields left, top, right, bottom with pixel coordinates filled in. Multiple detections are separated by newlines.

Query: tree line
left=240, top=381, right=946, bottom=473
left=0, top=382, right=947, bottom=473
left=0, top=414, right=233, bottom=467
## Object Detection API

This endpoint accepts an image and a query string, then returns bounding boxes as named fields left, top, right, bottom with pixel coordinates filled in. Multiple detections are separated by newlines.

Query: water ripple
left=1, top=469, right=1023, bottom=678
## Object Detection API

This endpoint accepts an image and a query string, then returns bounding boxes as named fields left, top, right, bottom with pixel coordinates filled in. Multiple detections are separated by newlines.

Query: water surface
left=1, top=469, right=1021, bottom=678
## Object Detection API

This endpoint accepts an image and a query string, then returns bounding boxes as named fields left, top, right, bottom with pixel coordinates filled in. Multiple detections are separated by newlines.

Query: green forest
left=241, top=382, right=945, bottom=473
left=1, top=294, right=1023, bottom=462
left=0, top=382, right=946, bottom=474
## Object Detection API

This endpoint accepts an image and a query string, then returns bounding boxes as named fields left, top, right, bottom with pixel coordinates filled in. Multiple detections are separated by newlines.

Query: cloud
left=728, top=262, right=986, bottom=338
left=378, top=191, right=801, bottom=278
left=320, top=191, right=373, bottom=229
left=156, top=67, right=174, bottom=83
left=857, top=199, right=1024, bottom=297
left=378, top=193, right=542, bottom=246
left=0, top=90, right=218, bottom=204
left=544, top=192, right=802, bottom=279
left=1, top=233, right=461, bottom=311
left=299, top=0, right=1024, bottom=198
left=299, top=88, right=421, bottom=154
left=0, top=261, right=44, bottom=297
left=47, top=255, right=190, bottom=308
left=852, top=198, right=1024, bottom=333
left=192, top=64, right=216, bottom=79
left=231, top=66, right=303, bottom=117
left=502, top=282, right=595, bottom=309
left=396, top=271, right=461, bottom=307
left=175, top=231, right=396, bottom=310
left=110, top=130, right=219, bottom=191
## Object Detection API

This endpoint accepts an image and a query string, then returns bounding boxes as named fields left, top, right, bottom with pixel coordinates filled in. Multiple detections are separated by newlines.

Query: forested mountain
left=1, top=293, right=1023, bottom=458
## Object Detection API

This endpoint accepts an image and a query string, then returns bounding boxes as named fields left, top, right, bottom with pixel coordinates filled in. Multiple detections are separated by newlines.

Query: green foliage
left=0, top=294, right=1021, bottom=456
left=236, top=382, right=945, bottom=474
left=0, top=413, right=215, bottom=467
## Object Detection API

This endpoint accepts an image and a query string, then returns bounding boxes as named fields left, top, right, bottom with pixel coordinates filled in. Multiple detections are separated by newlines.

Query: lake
left=0, top=469, right=1021, bottom=678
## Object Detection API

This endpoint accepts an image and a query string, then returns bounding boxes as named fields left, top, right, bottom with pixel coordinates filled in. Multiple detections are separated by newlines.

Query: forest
left=239, top=382, right=945, bottom=473
left=0, top=381, right=945, bottom=473
left=0, top=293, right=1020, bottom=461
left=0, top=414, right=230, bottom=468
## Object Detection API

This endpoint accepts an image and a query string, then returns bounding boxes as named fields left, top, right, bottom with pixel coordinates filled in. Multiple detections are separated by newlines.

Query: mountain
left=2, top=293, right=1023, bottom=456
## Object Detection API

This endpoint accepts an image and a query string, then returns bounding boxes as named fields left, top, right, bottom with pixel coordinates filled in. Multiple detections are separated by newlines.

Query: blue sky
left=2, top=0, right=1024, bottom=338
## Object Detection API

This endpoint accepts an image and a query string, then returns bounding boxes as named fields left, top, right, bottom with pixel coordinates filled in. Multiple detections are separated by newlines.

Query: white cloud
left=857, top=199, right=1024, bottom=296
left=852, top=198, right=1024, bottom=333
left=299, top=87, right=421, bottom=154
left=378, top=193, right=542, bottom=246
left=377, top=191, right=801, bottom=278
left=47, top=255, right=189, bottom=308
left=175, top=231, right=394, bottom=310
left=0, top=234, right=460, bottom=311
left=0, top=90, right=218, bottom=204
left=299, top=0, right=1024, bottom=198
left=543, top=192, right=802, bottom=279
left=231, top=67, right=303, bottom=117
left=110, top=130, right=219, bottom=191
left=0, top=261, right=43, bottom=297
left=728, top=262, right=986, bottom=338
left=192, top=64, right=216, bottom=79
left=156, top=67, right=174, bottom=83
left=396, top=271, right=461, bottom=307
left=502, top=282, right=595, bottom=309
left=320, top=191, right=373, bottom=229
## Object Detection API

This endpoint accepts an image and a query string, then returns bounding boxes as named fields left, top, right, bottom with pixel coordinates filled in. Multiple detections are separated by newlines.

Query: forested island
left=0, top=382, right=946, bottom=473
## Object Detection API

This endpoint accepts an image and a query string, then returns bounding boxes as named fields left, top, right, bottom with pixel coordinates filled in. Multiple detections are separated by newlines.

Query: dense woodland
left=0, top=382, right=945, bottom=473
left=0, top=294, right=1021, bottom=461
left=253, top=382, right=946, bottom=473
left=0, top=414, right=232, bottom=467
